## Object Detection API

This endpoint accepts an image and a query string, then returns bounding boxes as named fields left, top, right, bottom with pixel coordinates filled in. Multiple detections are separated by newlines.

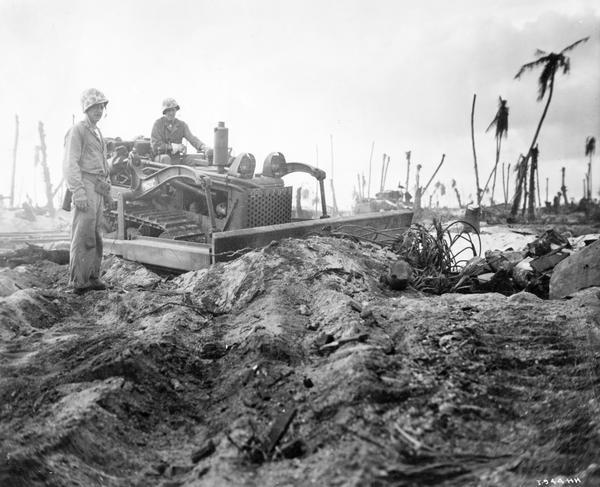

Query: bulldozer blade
left=212, top=210, right=413, bottom=262
left=104, top=237, right=212, bottom=271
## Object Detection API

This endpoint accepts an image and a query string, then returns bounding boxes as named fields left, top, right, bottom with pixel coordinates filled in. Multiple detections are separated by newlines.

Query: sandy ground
left=1, top=226, right=599, bottom=486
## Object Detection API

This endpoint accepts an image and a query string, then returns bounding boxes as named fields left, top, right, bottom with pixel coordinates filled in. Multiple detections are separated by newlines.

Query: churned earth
left=0, top=234, right=599, bottom=486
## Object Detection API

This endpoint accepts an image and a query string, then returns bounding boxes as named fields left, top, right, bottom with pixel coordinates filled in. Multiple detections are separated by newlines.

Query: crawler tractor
left=103, top=123, right=413, bottom=270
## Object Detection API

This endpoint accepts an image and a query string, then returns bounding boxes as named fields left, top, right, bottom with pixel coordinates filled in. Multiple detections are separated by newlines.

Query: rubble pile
left=0, top=233, right=599, bottom=486
left=457, top=229, right=600, bottom=299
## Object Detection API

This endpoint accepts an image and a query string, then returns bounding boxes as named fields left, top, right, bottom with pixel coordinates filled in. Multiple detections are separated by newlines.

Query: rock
left=549, top=239, right=600, bottom=299
left=530, top=251, right=569, bottom=273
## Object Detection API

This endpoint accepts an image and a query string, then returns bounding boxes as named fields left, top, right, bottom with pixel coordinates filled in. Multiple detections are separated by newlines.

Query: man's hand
left=171, top=143, right=184, bottom=153
left=73, top=198, right=89, bottom=211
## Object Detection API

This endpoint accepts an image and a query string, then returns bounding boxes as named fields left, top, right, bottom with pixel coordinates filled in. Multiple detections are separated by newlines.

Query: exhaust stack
left=214, top=121, right=228, bottom=173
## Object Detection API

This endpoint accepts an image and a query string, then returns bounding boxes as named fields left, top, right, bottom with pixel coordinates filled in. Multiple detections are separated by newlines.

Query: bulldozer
left=103, top=123, right=413, bottom=271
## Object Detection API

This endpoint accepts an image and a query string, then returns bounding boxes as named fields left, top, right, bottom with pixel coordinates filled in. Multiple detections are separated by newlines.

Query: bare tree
left=37, top=121, right=55, bottom=216
left=483, top=97, right=509, bottom=205
left=511, top=36, right=589, bottom=218
left=527, top=145, right=539, bottom=219
left=585, top=136, right=596, bottom=199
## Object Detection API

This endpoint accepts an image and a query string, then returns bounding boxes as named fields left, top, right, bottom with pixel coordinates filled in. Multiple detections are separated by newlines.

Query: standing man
left=151, top=98, right=211, bottom=164
left=63, top=88, right=111, bottom=294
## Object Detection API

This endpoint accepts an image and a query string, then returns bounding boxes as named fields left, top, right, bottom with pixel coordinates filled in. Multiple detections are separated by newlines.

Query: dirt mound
left=1, top=236, right=599, bottom=486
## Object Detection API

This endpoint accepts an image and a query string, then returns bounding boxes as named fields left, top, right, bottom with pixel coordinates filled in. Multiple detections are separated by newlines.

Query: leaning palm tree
left=585, top=136, right=596, bottom=199
left=510, top=36, right=590, bottom=219
left=483, top=97, right=509, bottom=205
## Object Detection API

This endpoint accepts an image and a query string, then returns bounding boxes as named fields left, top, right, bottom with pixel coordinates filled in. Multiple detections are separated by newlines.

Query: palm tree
left=585, top=136, right=596, bottom=199
left=483, top=97, right=509, bottom=205
left=510, top=154, right=526, bottom=211
left=510, top=36, right=590, bottom=219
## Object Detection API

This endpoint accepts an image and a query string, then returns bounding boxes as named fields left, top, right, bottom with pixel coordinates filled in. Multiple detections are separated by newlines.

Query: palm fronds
left=585, top=136, right=596, bottom=157
left=515, top=37, right=589, bottom=101
left=560, top=36, right=589, bottom=54
left=486, top=96, right=509, bottom=137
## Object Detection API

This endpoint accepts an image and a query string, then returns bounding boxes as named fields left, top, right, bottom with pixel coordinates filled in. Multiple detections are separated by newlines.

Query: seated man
left=151, top=98, right=212, bottom=165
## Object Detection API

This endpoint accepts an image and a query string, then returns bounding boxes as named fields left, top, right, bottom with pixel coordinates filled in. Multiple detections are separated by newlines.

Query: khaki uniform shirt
left=151, top=116, right=205, bottom=155
left=63, top=119, right=108, bottom=201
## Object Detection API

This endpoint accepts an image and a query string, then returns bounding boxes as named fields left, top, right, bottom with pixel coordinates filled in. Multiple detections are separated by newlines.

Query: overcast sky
left=1, top=0, right=599, bottom=210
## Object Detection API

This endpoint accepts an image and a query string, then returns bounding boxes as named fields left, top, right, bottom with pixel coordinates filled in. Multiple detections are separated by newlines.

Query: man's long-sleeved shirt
left=63, top=119, right=108, bottom=201
left=151, top=116, right=206, bottom=155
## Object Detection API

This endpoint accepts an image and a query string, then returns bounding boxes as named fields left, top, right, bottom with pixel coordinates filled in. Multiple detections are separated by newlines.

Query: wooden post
left=10, top=115, right=19, bottom=208
left=37, top=121, right=55, bottom=216
left=470, top=94, right=481, bottom=206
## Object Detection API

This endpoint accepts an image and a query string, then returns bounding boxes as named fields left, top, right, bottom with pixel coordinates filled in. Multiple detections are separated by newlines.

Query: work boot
left=89, top=278, right=107, bottom=291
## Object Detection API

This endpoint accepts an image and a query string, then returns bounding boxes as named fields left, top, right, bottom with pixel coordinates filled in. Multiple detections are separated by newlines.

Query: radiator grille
left=247, top=187, right=292, bottom=227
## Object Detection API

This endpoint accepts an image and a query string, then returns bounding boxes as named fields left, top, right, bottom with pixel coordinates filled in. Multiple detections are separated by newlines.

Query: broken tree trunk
left=535, top=163, right=542, bottom=208
left=527, top=146, right=538, bottom=220
left=10, top=114, right=19, bottom=208
left=414, top=164, right=422, bottom=211
left=561, top=167, right=568, bottom=206
left=510, top=164, right=526, bottom=216
left=37, top=121, right=55, bottom=216
left=422, top=154, right=446, bottom=196
left=470, top=94, right=482, bottom=206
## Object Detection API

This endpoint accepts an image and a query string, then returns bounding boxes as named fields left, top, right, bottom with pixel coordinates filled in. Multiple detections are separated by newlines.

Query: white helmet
left=81, top=88, right=108, bottom=113
left=162, top=98, right=180, bottom=114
